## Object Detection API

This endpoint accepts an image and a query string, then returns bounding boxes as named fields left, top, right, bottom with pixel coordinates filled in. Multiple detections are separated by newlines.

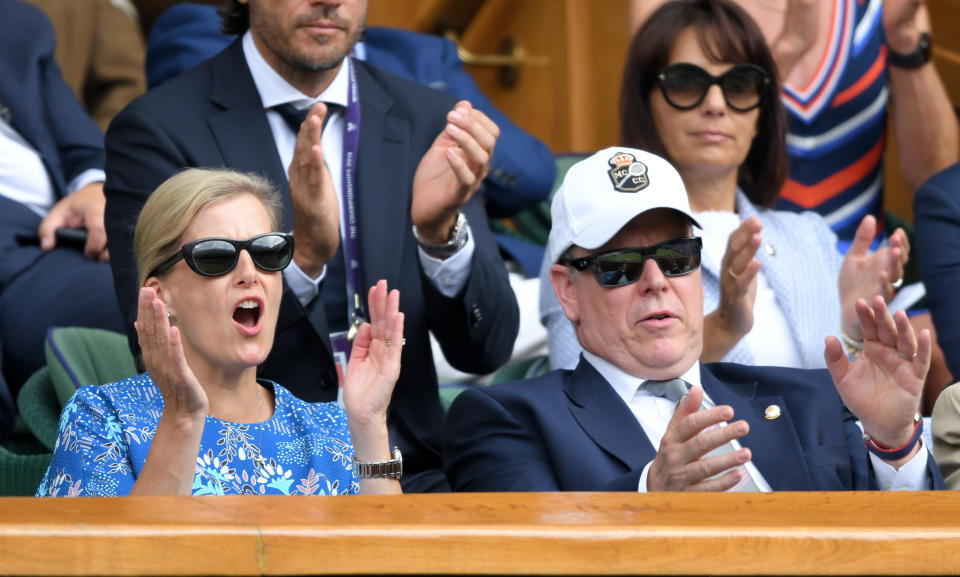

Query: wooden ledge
left=2, top=492, right=959, bottom=575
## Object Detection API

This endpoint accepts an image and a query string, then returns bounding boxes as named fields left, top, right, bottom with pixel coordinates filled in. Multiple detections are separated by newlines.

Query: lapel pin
left=764, top=243, right=776, bottom=256
left=764, top=405, right=781, bottom=420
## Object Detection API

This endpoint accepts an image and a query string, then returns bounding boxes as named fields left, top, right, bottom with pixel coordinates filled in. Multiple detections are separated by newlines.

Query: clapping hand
left=135, top=287, right=208, bottom=418
left=288, top=102, right=340, bottom=277
left=343, top=280, right=403, bottom=459
left=647, top=386, right=752, bottom=491
left=716, top=217, right=763, bottom=339
left=825, top=296, right=930, bottom=457
left=838, top=215, right=909, bottom=340
left=411, top=100, right=498, bottom=245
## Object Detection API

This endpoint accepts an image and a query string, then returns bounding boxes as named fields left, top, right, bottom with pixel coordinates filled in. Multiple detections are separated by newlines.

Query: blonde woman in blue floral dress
left=38, top=168, right=403, bottom=496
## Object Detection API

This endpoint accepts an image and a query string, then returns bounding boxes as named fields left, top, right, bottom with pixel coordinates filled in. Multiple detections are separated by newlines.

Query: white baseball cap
left=547, top=147, right=701, bottom=264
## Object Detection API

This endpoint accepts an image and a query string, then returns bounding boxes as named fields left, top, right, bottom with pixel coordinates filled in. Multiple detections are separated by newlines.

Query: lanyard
left=340, top=59, right=364, bottom=341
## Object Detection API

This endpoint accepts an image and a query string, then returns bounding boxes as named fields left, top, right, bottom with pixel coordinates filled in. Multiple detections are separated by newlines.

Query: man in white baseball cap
left=444, top=147, right=942, bottom=493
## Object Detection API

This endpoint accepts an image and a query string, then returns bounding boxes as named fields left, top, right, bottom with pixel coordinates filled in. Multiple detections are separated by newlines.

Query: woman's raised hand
left=135, top=287, right=208, bottom=418
left=342, top=280, right=403, bottom=458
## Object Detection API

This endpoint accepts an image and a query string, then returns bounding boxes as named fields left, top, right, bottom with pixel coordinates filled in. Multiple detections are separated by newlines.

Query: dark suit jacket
left=104, top=39, right=520, bottom=492
left=444, top=360, right=943, bottom=491
left=915, top=162, right=960, bottom=378
left=0, top=0, right=108, bottom=440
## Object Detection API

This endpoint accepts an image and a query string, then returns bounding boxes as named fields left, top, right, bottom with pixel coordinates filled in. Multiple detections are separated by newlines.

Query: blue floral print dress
left=36, top=373, right=359, bottom=496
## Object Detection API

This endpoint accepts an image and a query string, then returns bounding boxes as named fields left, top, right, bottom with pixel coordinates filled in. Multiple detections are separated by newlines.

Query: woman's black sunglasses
left=561, top=237, right=702, bottom=287
left=149, top=233, right=295, bottom=278
left=656, top=63, right=771, bottom=112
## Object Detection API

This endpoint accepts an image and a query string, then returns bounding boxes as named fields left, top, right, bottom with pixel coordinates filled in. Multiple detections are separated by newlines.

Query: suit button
left=470, top=304, right=483, bottom=326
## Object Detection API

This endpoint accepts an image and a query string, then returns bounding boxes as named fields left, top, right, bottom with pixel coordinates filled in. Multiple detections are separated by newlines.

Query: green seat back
left=44, top=327, right=138, bottom=407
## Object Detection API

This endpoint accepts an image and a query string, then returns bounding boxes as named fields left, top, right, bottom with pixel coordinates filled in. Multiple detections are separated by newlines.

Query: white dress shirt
left=0, top=114, right=104, bottom=217
left=580, top=352, right=930, bottom=491
left=241, top=32, right=474, bottom=307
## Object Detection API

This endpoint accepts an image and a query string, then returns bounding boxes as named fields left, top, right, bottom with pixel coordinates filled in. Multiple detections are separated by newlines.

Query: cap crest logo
left=607, top=152, right=649, bottom=193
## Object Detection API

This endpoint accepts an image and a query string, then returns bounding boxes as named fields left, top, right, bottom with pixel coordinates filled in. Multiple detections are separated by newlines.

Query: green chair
left=0, top=327, right=138, bottom=495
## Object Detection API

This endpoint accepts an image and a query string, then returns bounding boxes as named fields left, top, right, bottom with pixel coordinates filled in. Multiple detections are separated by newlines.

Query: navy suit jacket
left=915, top=162, right=960, bottom=378
left=104, top=39, right=520, bottom=492
left=444, top=360, right=943, bottom=491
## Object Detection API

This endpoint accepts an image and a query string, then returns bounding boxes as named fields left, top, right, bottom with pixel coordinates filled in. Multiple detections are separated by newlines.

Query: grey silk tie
left=642, top=378, right=691, bottom=403
left=642, top=378, right=760, bottom=491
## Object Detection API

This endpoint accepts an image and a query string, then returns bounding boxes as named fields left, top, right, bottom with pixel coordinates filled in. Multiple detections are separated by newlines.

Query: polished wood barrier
left=2, top=492, right=960, bottom=576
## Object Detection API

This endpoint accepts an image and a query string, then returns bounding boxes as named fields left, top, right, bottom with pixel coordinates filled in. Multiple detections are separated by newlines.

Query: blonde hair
left=134, top=168, right=283, bottom=287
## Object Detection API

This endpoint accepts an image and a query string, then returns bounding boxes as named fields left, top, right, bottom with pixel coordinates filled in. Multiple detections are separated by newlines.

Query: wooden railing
left=2, top=492, right=960, bottom=576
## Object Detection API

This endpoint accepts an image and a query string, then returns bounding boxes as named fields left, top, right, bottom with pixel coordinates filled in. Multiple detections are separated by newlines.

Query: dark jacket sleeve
left=421, top=192, right=520, bottom=375
left=915, top=163, right=960, bottom=378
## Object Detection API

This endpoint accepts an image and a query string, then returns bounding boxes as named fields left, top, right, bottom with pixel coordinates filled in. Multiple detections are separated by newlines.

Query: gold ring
left=898, top=350, right=917, bottom=361
left=727, top=268, right=739, bottom=280
left=385, top=339, right=393, bottom=347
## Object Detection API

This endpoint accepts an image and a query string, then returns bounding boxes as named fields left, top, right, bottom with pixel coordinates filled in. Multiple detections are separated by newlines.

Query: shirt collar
left=242, top=30, right=351, bottom=110
left=581, top=350, right=701, bottom=408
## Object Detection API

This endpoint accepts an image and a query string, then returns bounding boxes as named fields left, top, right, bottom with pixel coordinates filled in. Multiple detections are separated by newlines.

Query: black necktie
left=272, top=101, right=349, bottom=331
left=272, top=102, right=341, bottom=134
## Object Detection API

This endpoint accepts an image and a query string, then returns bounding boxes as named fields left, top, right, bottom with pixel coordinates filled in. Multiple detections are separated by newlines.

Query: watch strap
left=887, top=32, right=931, bottom=69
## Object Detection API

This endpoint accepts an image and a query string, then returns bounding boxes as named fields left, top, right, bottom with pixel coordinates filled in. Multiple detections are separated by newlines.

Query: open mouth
left=233, top=299, right=262, bottom=329
left=645, top=313, right=672, bottom=321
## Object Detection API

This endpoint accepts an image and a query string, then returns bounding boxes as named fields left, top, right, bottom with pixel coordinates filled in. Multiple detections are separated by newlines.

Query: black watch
left=887, top=32, right=931, bottom=69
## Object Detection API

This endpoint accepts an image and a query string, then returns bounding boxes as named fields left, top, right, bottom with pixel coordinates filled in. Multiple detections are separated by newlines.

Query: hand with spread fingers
left=288, top=102, right=340, bottom=278
left=343, top=280, right=404, bottom=475
left=134, top=286, right=208, bottom=419
left=343, top=280, right=404, bottom=433
left=825, top=295, right=930, bottom=462
left=411, top=100, right=499, bottom=246
left=838, top=215, right=910, bottom=341
left=702, top=217, right=761, bottom=362
left=647, top=386, right=752, bottom=491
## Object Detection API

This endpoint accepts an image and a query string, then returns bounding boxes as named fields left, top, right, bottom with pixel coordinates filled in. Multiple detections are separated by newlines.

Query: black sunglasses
left=562, top=237, right=702, bottom=287
left=149, top=233, right=295, bottom=278
left=656, top=63, right=771, bottom=112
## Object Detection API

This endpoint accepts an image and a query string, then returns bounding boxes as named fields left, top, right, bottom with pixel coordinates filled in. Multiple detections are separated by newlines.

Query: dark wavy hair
left=219, top=0, right=249, bottom=35
left=620, top=0, right=787, bottom=207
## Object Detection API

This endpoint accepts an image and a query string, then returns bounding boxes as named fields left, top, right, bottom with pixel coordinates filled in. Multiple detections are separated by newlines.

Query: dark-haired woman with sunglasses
left=38, top=168, right=403, bottom=496
left=541, top=0, right=907, bottom=371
